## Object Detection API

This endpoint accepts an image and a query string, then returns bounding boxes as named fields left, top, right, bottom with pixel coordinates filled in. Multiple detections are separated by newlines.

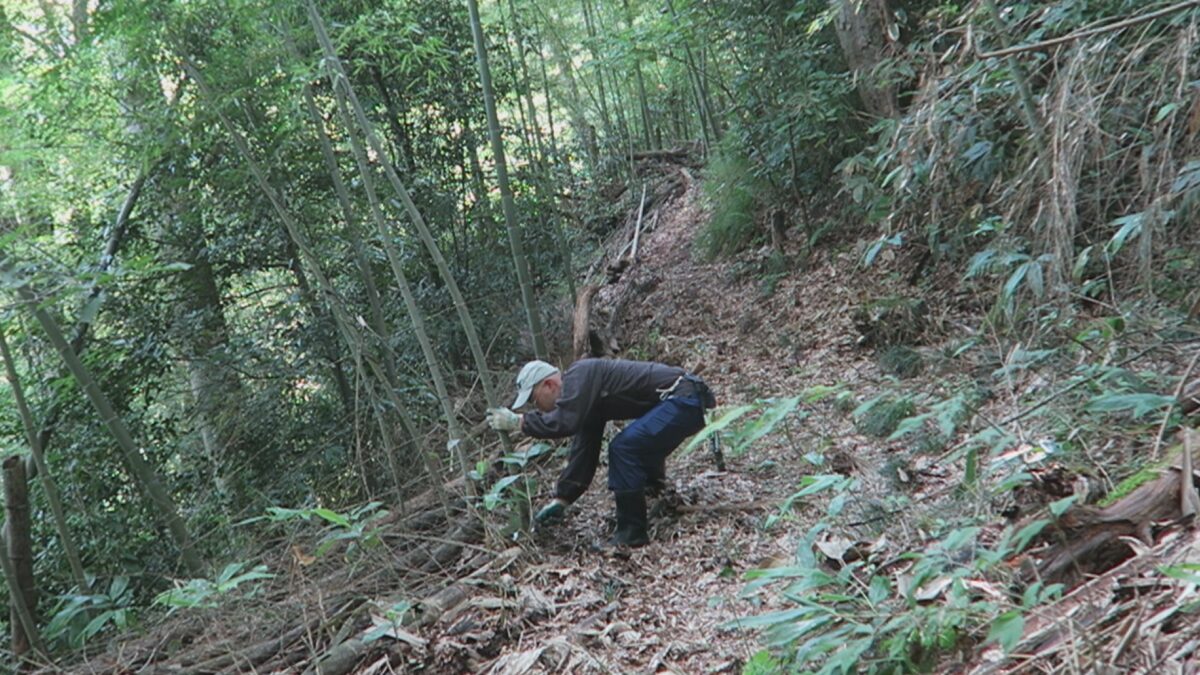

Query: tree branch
left=977, top=0, right=1200, bottom=59
left=6, top=23, right=61, bottom=59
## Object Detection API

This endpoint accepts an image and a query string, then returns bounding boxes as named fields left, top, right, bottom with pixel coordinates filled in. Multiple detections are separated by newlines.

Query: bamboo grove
left=4, top=0, right=1200, bottom=665
left=0, top=0, right=861, bottom=656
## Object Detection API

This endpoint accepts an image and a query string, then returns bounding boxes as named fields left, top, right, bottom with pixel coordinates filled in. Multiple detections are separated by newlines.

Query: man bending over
left=488, top=358, right=715, bottom=547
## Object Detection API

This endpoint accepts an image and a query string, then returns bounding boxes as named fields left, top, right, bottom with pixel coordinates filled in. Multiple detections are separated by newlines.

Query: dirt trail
left=469, top=177, right=908, bottom=674
left=61, top=170, right=1197, bottom=675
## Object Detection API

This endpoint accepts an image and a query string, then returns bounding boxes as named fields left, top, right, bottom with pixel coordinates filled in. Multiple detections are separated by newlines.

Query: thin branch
left=6, top=24, right=61, bottom=59
left=1153, top=349, right=1200, bottom=459
left=977, top=0, right=1200, bottom=59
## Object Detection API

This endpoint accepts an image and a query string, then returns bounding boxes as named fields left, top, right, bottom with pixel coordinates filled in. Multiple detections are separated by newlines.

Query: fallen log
left=1026, top=433, right=1200, bottom=586
left=307, top=548, right=521, bottom=675
left=182, top=621, right=312, bottom=675
left=418, top=520, right=486, bottom=574
left=973, top=529, right=1193, bottom=674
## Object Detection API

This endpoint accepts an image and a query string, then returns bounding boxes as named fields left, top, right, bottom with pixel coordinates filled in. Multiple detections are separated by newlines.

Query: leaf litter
left=45, top=166, right=1200, bottom=674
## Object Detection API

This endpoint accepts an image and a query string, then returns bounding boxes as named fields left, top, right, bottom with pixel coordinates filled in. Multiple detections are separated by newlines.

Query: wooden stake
left=630, top=184, right=647, bottom=261
left=1183, top=430, right=1200, bottom=522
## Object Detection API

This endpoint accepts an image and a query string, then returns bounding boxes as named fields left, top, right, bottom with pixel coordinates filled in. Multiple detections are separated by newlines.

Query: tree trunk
left=307, top=1, right=514, bottom=446
left=580, top=0, right=615, bottom=141
left=3, top=456, right=39, bottom=660
left=165, top=228, right=246, bottom=496
left=368, top=65, right=413, bottom=174
left=540, top=15, right=599, bottom=172
left=0, top=328, right=88, bottom=592
left=623, top=0, right=655, bottom=150
left=502, top=0, right=577, bottom=306
left=285, top=239, right=355, bottom=420
left=9, top=274, right=205, bottom=575
left=466, top=0, right=549, bottom=361
left=832, top=0, right=899, bottom=119
left=179, top=58, right=427, bottom=502
left=0, top=531, right=43, bottom=666
left=665, top=0, right=716, bottom=152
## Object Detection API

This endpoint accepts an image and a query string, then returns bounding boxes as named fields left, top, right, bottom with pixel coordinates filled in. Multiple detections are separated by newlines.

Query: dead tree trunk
left=4, top=455, right=38, bottom=659
left=833, top=0, right=899, bottom=119
left=1026, top=434, right=1200, bottom=585
left=573, top=285, right=601, bottom=360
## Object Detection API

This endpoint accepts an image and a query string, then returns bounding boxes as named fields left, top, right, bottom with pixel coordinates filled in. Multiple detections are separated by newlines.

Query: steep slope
left=48, top=168, right=1200, bottom=675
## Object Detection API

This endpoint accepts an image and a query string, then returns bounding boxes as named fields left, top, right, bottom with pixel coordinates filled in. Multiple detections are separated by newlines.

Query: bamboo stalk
left=0, top=327, right=88, bottom=591
left=307, top=1, right=514, bottom=454
left=5, top=268, right=205, bottom=575
left=179, top=58, right=417, bottom=505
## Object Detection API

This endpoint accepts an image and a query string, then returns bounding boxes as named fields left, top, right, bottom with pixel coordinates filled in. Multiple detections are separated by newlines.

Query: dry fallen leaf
left=815, top=535, right=855, bottom=562
left=290, top=545, right=316, bottom=567
left=913, top=576, right=953, bottom=603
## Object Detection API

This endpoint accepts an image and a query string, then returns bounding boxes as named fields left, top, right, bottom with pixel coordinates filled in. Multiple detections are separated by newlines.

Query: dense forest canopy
left=2, top=0, right=1199, bottom=671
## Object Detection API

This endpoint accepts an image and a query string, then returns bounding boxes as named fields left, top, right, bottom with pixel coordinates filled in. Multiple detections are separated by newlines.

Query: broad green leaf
left=941, top=526, right=980, bottom=551
left=1014, top=519, right=1049, bottom=552
left=313, top=508, right=351, bottom=527
left=733, top=396, right=802, bottom=455
left=484, top=475, right=522, bottom=510
left=82, top=610, right=115, bottom=642
left=1161, top=563, right=1200, bottom=586
left=868, top=575, right=891, bottom=605
left=1048, top=495, right=1076, bottom=517
left=1155, top=102, right=1180, bottom=123
left=1084, top=392, right=1175, bottom=419
left=1105, top=213, right=1143, bottom=257
left=986, top=611, right=1025, bottom=652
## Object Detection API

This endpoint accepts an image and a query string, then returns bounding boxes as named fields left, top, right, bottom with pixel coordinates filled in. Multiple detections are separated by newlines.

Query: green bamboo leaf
left=1085, top=392, right=1175, bottom=418
left=986, top=611, right=1025, bottom=652
left=682, top=404, right=756, bottom=455
left=733, top=396, right=802, bottom=455
left=312, top=508, right=351, bottom=528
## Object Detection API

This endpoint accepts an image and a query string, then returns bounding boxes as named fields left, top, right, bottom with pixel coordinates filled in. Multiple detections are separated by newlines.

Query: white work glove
left=487, top=407, right=521, bottom=432
left=535, top=498, right=569, bottom=524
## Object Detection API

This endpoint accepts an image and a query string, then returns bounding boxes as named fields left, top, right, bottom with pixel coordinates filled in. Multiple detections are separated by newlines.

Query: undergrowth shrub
left=697, top=145, right=762, bottom=260
left=845, top=0, right=1200, bottom=323
left=729, top=475, right=1068, bottom=673
left=878, top=345, right=923, bottom=379
left=854, top=393, right=916, bottom=438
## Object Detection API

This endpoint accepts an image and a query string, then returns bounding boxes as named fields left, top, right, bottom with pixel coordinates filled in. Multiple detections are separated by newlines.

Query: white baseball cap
left=512, top=360, right=559, bottom=408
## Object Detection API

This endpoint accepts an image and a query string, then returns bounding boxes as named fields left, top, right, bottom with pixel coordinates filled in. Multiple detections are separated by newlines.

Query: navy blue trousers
left=607, top=395, right=706, bottom=492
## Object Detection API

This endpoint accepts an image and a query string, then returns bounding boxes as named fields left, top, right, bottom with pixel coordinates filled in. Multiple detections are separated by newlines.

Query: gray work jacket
left=521, top=358, right=686, bottom=502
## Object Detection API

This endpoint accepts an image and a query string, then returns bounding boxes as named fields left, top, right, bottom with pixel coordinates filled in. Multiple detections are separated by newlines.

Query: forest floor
left=495, top=172, right=904, bottom=672
left=473, top=169, right=976, bottom=673
left=56, top=166, right=1200, bottom=674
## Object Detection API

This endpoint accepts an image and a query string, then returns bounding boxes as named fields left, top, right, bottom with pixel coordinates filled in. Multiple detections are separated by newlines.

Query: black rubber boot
left=646, top=459, right=668, bottom=497
left=646, top=476, right=668, bottom=498
left=606, top=489, right=649, bottom=548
